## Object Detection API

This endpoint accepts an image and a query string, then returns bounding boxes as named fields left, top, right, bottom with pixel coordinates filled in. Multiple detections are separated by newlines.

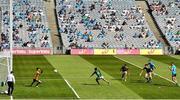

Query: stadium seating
left=0, top=7, right=1, bottom=50
left=0, top=1, right=10, bottom=50
left=56, top=0, right=162, bottom=49
left=147, top=0, right=180, bottom=48
left=0, top=7, right=2, bottom=41
left=0, top=0, right=52, bottom=50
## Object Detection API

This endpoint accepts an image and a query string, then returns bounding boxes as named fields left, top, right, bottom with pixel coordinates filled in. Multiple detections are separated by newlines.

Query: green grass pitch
left=1, top=55, right=180, bottom=99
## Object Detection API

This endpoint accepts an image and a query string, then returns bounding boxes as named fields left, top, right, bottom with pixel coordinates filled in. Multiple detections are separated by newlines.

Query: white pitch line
left=64, top=79, right=80, bottom=99
left=10, top=95, right=13, bottom=100
left=170, top=55, right=180, bottom=60
left=114, top=56, right=175, bottom=84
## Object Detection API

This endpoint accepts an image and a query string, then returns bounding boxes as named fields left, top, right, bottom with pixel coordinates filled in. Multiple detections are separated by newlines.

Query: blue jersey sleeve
left=172, top=65, right=176, bottom=74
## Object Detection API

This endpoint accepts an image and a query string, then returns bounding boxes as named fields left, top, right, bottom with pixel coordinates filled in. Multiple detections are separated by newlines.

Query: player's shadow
left=130, top=80, right=147, bottom=83
left=82, top=83, right=98, bottom=85
left=111, top=78, right=121, bottom=80
left=152, top=83, right=172, bottom=87
left=135, top=79, right=145, bottom=83
left=131, top=81, right=173, bottom=87
left=24, top=84, right=32, bottom=87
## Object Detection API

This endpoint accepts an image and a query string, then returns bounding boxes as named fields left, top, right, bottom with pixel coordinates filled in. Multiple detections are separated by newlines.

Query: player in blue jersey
left=169, top=63, right=179, bottom=86
left=148, top=60, right=156, bottom=71
left=90, top=68, right=110, bottom=85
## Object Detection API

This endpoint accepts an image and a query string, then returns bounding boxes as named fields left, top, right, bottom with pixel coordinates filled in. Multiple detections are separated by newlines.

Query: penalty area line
left=114, top=56, right=175, bottom=84
left=64, top=79, right=80, bottom=99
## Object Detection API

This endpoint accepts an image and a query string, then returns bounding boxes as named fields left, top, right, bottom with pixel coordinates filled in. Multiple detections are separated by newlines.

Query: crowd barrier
left=71, top=48, right=163, bottom=55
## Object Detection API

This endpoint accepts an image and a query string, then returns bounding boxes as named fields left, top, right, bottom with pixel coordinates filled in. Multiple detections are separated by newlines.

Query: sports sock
left=35, top=82, right=40, bottom=86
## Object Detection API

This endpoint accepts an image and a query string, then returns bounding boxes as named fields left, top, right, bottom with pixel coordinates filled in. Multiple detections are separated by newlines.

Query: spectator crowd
left=148, top=0, right=180, bottom=49
left=0, top=0, right=52, bottom=51
left=56, top=0, right=162, bottom=49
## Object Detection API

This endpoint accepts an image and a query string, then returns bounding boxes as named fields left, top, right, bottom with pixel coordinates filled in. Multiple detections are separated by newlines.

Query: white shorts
left=97, top=76, right=104, bottom=80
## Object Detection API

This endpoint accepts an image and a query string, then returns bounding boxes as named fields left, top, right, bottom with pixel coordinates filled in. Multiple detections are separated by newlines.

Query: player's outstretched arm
left=90, top=72, right=95, bottom=78
left=154, top=65, right=156, bottom=69
left=139, top=70, right=144, bottom=77
left=128, top=70, right=130, bottom=76
left=168, top=66, right=171, bottom=71
left=40, top=69, right=43, bottom=74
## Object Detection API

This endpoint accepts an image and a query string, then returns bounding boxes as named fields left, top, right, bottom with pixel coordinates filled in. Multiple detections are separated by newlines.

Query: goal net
left=0, top=51, right=11, bottom=93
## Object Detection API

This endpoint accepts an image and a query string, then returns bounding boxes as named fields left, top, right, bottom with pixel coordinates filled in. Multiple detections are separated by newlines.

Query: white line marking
left=10, top=95, right=13, bottom=100
left=114, top=56, right=175, bottom=84
left=170, top=55, right=180, bottom=60
left=16, top=77, right=91, bottom=79
left=64, top=79, right=80, bottom=99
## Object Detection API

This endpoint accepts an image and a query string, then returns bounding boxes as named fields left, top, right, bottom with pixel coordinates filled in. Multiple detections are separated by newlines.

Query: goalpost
left=0, top=0, right=13, bottom=93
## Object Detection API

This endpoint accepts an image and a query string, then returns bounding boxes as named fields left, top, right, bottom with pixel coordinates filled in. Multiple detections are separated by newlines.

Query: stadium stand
left=0, top=7, right=1, bottom=31
left=147, top=0, right=180, bottom=49
left=13, top=0, right=52, bottom=48
left=56, top=0, right=162, bottom=50
left=0, top=0, right=52, bottom=50
left=0, top=0, right=10, bottom=50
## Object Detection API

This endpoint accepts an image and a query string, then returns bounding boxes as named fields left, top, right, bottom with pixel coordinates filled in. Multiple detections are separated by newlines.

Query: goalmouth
left=0, top=50, right=12, bottom=93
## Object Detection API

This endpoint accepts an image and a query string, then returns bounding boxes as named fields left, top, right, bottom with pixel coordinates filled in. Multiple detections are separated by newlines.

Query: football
left=54, top=69, right=58, bottom=73
left=4, top=90, right=8, bottom=94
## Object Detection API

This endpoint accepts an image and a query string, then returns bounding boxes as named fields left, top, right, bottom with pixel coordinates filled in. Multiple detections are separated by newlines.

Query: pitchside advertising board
left=13, top=48, right=51, bottom=55
left=94, top=49, right=116, bottom=55
left=11, top=48, right=163, bottom=55
left=71, top=49, right=163, bottom=55
left=117, top=49, right=140, bottom=55
left=140, top=49, right=163, bottom=55
left=70, top=49, right=94, bottom=55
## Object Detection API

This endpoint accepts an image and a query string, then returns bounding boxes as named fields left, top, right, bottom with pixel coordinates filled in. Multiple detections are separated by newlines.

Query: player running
left=120, top=64, right=128, bottom=81
left=148, top=59, right=156, bottom=71
left=140, top=64, right=152, bottom=83
left=169, top=63, right=179, bottom=86
left=90, top=68, right=110, bottom=85
left=30, top=68, right=43, bottom=87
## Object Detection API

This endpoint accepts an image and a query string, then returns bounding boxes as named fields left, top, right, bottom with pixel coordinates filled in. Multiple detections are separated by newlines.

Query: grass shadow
left=152, top=83, right=174, bottom=87
left=129, top=79, right=147, bottom=83
left=24, top=84, right=32, bottom=87
left=111, top=78, right=121, bottom=80
left=82, top=83, right=98, bottom=85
